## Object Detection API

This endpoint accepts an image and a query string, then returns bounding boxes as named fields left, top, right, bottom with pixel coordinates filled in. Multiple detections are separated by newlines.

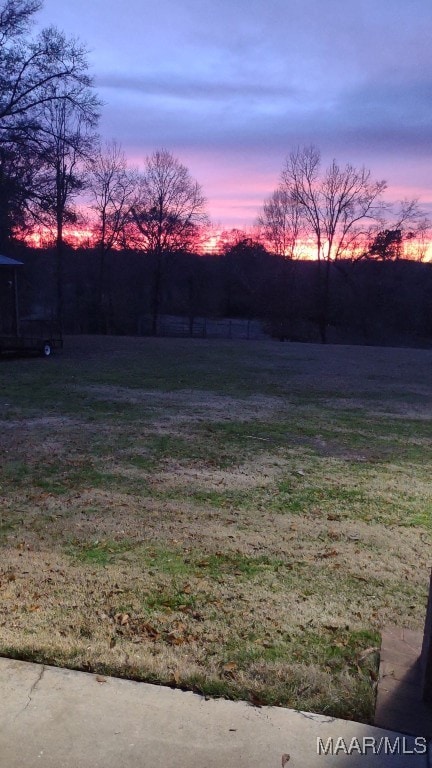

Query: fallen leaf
left=222, top=661, right=238, bottom=675
left=166, top=631, right=188, bottom=645
left=171, top=620, right=187, bottom=632
left=249, top=692, right=264, bottom=707
left=141, top=622, right=159, bottom=639
left=357, top=646, right=379, bottom=663
left=316, top=548, right=338, bottom=559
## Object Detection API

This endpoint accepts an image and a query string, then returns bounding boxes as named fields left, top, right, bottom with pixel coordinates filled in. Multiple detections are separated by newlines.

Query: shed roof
left=0, top=255, right=23, bottom=267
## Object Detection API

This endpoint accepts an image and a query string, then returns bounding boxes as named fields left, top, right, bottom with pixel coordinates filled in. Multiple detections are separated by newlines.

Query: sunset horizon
left=33, top=0, right=432, bottom=232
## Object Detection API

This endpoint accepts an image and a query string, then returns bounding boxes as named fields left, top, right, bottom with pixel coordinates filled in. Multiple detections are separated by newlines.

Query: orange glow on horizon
left=24, top=226, right=94, bottom=249
left=19, top=224, right=432, bottom=262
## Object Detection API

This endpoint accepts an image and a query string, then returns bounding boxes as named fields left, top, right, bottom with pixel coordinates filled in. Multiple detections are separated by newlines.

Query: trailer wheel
left=42, top=342, right=52, bottom=357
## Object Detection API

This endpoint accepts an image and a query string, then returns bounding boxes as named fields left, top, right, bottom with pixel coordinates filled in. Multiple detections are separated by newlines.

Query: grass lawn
left=0, top=335, right=431, bottom=722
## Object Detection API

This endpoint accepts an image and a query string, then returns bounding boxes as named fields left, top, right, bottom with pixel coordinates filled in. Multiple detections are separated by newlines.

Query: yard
left=0, top=335, right=431, bottom=722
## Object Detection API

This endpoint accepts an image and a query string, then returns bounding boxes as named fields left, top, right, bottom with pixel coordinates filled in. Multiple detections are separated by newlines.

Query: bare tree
left=0, top=0, right=98, bottom=138
left=131, top=149, right=208, bottom=335
left=0, top=0, right=100, bottom=250
left=258, top=187, right=303, bottom=259
left=88, top=140, right=137, bottom=331
left=0, top=0, right=40, bottom=38
left=281, top=146, right=387, bottom=342
left=31, top=93, right=97, bottom=327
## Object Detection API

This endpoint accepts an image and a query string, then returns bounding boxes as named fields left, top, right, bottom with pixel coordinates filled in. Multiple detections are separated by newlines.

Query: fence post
left=421, top=568, right=432, bottom=702
left=13, top=267, right=20, bottom=336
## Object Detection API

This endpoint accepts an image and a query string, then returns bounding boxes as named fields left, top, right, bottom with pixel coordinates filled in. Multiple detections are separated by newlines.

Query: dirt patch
left=75, top=385, right=286, bottom=423
left=111, top=454, right=288, bottom=491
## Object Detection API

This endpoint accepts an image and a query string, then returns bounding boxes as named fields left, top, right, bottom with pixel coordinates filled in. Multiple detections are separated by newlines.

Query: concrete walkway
left=375, top=626, right=432, bottom=738
left=0, top=657, right=430, bottom=767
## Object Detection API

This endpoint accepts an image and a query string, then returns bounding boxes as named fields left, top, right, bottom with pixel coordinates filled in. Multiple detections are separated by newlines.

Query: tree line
left=1, top=0, right=431, bottom=346
left=12, top=235, right=432, bottom=348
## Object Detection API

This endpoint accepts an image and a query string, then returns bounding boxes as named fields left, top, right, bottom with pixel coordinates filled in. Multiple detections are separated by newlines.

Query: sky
left=36, top=0, right=432, bottom=230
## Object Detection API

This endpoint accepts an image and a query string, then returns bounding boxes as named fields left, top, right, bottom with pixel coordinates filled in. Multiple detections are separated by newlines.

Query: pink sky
left=36, top=0, right=432, bottom=232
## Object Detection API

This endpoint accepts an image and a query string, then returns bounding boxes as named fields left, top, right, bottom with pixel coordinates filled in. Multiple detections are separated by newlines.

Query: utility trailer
left=0, top=254, right=62, bottom=357
left=0, top=331, right=63, bottom=357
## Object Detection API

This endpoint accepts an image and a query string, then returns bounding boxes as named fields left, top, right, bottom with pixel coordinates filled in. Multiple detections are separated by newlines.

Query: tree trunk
left=313, top=241, right=329, bottom=344
left=151, top=249, right=163, bottom=336
left=56, top=215, right=64, bottom=333
left=421, top=569, right=432, bottom=702
left=98, top=247, right=107, bottom=334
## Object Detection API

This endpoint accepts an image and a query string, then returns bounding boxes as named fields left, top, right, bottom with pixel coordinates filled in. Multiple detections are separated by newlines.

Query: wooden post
left=421, top=568, right=432, bottom=702
left=13, top=267, right=20, bottom=337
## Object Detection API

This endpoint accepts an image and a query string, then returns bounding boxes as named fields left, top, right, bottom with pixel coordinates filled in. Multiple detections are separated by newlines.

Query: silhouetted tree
left=88, top=141, right=136, bottom=332
left=0, top=141, right=35, bottom=249
left=362, top=199, right=430, bottom=262
left=367, top=229, right=402, bottom=260
left=131, top=149, right=207, bottom=335
left=257, top=187, right=303, bottom=258
left=221, top=237, right=270, bottom=317
left=31, top=94, right=98, bottom=327
left=281, top=146, right=386, bottom=342
left=0, top=0, right=97, bottom=139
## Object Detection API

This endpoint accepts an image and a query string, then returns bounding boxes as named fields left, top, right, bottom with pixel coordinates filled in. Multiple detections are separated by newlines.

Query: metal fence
left=138, top=314, right=269, bottom=340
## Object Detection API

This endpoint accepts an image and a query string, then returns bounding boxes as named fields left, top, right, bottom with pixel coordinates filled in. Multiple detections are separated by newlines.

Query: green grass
left=0, top=335, right=431, bottom=723
left=145, top=589, right=197, bottom=612
left=68, top=540, right=134, bottom=566
left=67, top=542, right=284, bottom=580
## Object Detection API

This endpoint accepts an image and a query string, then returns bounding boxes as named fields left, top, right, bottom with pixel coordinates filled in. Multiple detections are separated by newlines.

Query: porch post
left=13, top=267, right=20, bottom=336
left=421, top=569, right=432, bottom=702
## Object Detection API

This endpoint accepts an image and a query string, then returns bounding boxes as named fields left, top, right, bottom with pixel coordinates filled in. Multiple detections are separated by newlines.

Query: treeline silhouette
left=12, top=239, right=432, bottom=347
left=0, top=1, right=430, bottom=351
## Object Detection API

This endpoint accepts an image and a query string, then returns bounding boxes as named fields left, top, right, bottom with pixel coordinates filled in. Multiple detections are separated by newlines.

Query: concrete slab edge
left=1, top=657, right=431, bottom=767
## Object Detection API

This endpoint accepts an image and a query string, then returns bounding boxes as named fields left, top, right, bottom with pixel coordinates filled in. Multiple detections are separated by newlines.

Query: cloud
left=99, top=69, right=432, bottom=158
left=96, top=72, right=300, bottom=101
left=36, top=0, right=432, bottom=226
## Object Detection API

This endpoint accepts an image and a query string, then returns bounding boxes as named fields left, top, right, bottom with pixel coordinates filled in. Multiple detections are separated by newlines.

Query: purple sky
left=36, top=0, right=432, bottom=229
